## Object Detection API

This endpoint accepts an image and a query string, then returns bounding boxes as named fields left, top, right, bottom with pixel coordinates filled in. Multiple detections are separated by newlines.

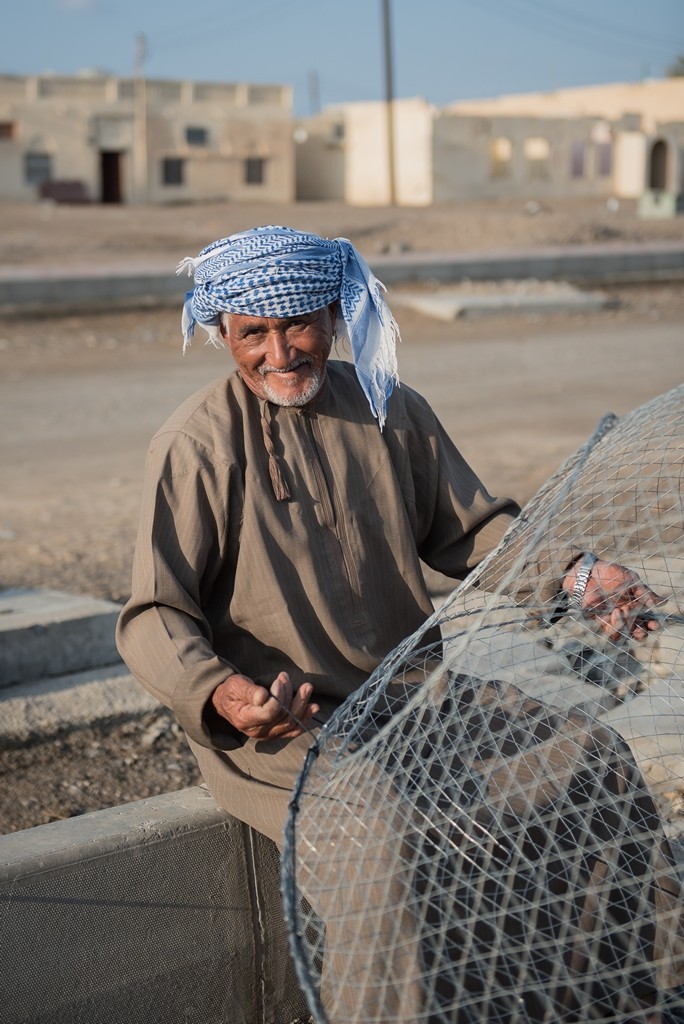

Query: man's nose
left=268, top=331, right=294, bottom=368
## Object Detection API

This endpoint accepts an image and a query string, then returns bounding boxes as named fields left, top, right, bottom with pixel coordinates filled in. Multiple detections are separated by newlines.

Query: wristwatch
left=568, top=552, right=597, bottom=610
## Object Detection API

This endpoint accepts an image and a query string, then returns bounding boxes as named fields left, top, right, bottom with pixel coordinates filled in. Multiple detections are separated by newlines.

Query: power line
left=151, top=0, right=318, bottom=57
left=497, top=0, right=680, bottom=52
left=458, top=0, right=675, bottom=66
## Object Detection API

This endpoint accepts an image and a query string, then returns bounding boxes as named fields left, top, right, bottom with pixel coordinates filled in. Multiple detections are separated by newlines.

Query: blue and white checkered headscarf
left=176, top=225, right=400, bottom=429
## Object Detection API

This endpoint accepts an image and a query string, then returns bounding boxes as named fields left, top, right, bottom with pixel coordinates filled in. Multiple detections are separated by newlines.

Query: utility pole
left=381, top=0, right=396, bottom=205
left=134, top=32, right=148, bottom=204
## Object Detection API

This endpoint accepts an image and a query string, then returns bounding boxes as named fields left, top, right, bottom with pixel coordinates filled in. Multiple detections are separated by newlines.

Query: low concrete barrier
left=0, top=588, right=122, bottom=688
left=372, top=241, right=684, bottom=287
left=1, top=242, right=682, bottom=316
left=1, top=786, right=310, bottom=1024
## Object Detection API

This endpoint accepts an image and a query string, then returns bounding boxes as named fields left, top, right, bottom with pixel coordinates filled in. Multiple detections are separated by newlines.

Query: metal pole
left=381, top=0, right=396, bottom=205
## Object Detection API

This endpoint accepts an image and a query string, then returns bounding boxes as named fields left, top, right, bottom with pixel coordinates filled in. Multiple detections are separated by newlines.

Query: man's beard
left=259, top=359, right=324, bottom=407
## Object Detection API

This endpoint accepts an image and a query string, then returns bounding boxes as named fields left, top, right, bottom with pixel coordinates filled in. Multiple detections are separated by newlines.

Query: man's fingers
left=269, top=670, right=293, bottom=706
left=214, top=672, right=319, bottom=740
left=291, top=683, right=319, bottom=722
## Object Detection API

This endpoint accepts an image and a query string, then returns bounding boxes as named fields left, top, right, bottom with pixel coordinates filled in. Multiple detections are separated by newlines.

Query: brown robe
left=116, top=360, right=519, bottom=841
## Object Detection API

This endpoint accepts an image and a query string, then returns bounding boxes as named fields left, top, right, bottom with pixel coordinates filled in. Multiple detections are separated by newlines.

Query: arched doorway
left=648, top=139, right=668, bottom=192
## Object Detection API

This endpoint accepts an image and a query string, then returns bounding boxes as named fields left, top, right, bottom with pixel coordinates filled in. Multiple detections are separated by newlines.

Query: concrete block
left=0, top=262, right=184, bottom=317
left=390, top=282, right=610, bottom=322
left=0, top=787, right=310, bottom=1024
left=637, top=190, right=680, bottom=220
left=0, top=588, right=122, bottom=688
left=0, top=664, right=159, bottom=749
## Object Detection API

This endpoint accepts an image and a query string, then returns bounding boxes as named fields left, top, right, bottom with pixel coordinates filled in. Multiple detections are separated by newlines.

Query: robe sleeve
left=393, top=389, right=521, bottom=579
left=116, top=431, right=243, bottom=750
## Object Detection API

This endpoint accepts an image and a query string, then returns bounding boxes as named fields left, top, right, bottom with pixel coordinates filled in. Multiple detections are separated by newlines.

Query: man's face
left=221, top=305, right=335, bottom=407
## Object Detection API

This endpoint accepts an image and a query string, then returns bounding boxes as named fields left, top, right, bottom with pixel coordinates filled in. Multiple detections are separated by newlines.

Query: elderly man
left=116, top=224, right=662, bottom=849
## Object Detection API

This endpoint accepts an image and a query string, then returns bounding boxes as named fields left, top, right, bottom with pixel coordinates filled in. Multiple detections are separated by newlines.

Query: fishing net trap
left=281, top=383, right=684, bottom=1024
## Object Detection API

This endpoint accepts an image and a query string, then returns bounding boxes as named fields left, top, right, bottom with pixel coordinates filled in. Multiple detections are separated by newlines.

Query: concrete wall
left=296, top=98, right=434, bottom=206
left=0, top=786, right=310, bottom=1024
left=294, top=81, right=684, bottom=207
left=433, top=112, right=624, bottom=202
left=294, top=112, right=346, bottom=201
left=344, top=98, right=434, bottom=206
left=0, top=74, right=294, bottom=205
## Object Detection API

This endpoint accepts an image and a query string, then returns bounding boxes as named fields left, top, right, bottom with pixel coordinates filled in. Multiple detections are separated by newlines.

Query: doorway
left=648, top=139, right=668, bottom=192
left=100, top=150, right=123, bottom=203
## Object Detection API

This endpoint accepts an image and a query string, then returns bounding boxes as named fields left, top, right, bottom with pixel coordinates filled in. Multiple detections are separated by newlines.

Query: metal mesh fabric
left=282, top=384, right=684, bottom=1024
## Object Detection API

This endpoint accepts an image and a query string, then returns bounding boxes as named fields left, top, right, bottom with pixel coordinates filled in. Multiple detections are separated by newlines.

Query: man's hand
left=562, top=558, right=666, bottom=641
left=211, top=671, right=319, bottom=741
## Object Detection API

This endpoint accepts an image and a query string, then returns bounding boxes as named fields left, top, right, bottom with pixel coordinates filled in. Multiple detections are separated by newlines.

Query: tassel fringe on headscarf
left=176, top=225, right=400, bottom=431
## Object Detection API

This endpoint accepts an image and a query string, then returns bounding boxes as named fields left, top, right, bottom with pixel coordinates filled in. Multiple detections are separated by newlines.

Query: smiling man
left=223, top=308, right=335, bottom=407
left=116, top=224, right=524, bottom=838
left=115, top=225, right=667, bottom=1022
left=117, top=224, right=662, bottom=846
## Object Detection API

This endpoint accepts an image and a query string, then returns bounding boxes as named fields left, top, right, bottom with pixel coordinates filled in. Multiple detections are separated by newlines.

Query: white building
left=0, top=72, right=294, bottom=204
left=296, top=80, right=684, bottom=210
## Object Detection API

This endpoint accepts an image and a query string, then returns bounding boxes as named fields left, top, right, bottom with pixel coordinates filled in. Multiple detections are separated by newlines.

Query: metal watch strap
left=568, top=552, right=597, bottom=609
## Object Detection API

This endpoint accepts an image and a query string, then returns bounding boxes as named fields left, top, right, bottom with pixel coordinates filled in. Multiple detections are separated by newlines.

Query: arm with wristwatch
left=561, top=551, right=666, bottom=641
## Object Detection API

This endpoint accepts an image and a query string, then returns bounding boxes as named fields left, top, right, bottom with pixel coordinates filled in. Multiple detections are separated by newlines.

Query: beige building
left=296, top=80, right=684, bottom=210
left=296, top=98, right=435, bottom=206
left=0, top=72, right=294, bottom=204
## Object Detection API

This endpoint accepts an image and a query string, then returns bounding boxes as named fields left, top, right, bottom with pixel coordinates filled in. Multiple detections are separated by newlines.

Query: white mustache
left=259, top=357, right=312, bottom=376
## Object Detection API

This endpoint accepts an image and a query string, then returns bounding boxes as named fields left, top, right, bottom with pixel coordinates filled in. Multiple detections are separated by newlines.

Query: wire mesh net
left=282, top=383, right=684, bottom=1024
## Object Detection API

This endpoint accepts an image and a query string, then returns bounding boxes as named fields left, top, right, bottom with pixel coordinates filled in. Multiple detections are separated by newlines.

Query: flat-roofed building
left=0, top=72, right=294, bottom=204
left=296, top=80, right=684, bottom=210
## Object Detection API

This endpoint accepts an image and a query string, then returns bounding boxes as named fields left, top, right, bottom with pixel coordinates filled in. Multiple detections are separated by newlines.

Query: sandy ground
left=2, top=194, right=684, bottom=270
left=1, top=198, right=683, bottom=833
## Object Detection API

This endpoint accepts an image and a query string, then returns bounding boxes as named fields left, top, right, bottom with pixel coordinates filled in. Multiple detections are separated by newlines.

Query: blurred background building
left=0, top=72, right=294, bottom=205
left=296, top=79, right=684, bottom=214
left=0, top=72, right=682, bottom=214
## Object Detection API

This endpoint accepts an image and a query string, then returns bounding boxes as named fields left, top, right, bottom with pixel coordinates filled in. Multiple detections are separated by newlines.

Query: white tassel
left=203, top=325, right=224, bottom=350
left=176, top=255, right=199, bottom=277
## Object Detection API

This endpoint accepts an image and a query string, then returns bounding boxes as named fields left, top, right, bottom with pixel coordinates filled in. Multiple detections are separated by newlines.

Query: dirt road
left=2, top=283, right=682, bottom=604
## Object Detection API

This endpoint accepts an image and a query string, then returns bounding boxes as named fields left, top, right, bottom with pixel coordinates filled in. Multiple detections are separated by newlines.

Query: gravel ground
left=2, top=194, right=683, bottom=270
left=2, top=197, right=683, bottom=836
left=0, top=709, right=202, bottom=834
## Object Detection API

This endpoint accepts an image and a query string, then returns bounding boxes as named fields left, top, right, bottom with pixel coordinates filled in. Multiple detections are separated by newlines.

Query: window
left=162, top=157, right=184, bottom=186
left=0, top=122, right=16, bottom=139
left=523, top=136, right=550, bottom=181
left=244, top=157, right=266, bottom=185
left=490, top=137, right=512, bottom=179
left=595, top=141, right=612, bottom=177
left=185, top=126, right=209, bottom=147
left=570, top=140, right=586, bottom=179
left=24, top=152, right=52, bottom=185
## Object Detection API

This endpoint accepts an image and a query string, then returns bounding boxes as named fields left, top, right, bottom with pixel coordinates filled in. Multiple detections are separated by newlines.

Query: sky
left=2, top=0, right=683, bottom=117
